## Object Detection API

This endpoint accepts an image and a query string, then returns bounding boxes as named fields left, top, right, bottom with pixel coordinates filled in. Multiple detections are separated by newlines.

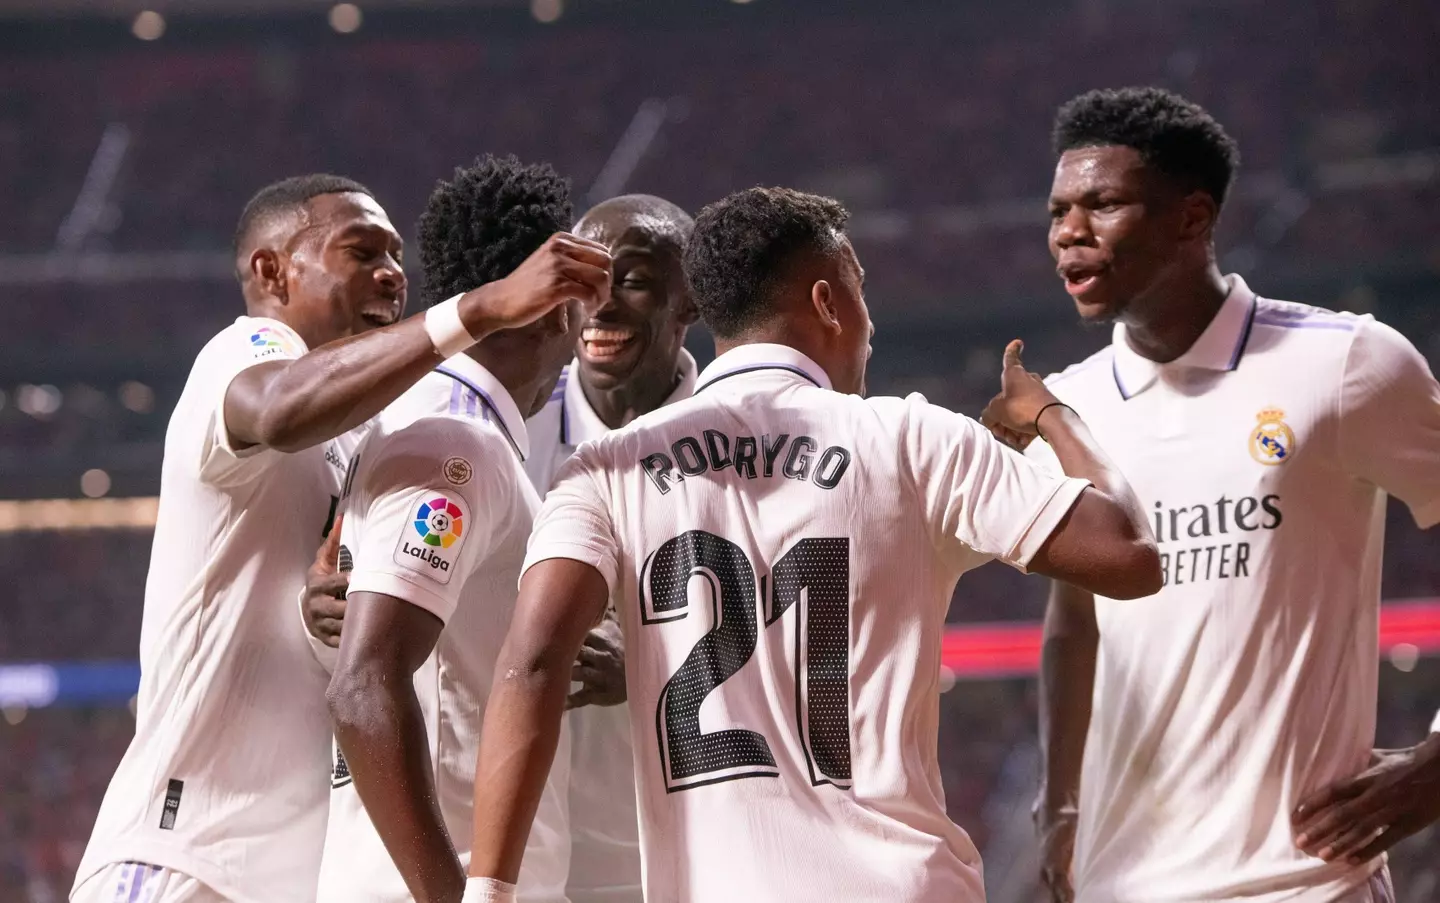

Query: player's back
left=76, top=317, right=356, bottom=903
left=546, top=346, right=1088, bottom=902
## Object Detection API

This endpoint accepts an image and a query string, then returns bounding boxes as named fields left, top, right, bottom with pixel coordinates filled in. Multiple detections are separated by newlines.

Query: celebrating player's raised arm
left=224, top=231, right=611, bottom=454
left=980, top=340, right=1161, bottom=600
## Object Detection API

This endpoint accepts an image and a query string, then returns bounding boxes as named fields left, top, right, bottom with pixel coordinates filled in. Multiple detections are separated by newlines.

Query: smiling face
left=282, top=192, right=407, bottom=345
left=1047, top=145, right=1192, bottom=324
left=573, top=209, right=696, bottom=395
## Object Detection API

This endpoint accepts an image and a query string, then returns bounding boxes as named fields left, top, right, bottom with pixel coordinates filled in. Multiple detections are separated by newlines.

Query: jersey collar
left=563, top=349, right=698, bottom=446
left=1111, top=273, right=1259, bottom=400
left=694, top=343, right=833, bottom=394
left=434, top=352, right=531, bottom=461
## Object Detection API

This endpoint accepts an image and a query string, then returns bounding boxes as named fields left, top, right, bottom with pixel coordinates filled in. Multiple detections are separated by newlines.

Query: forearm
left=231, top=287, right=520, bottom=453
left=1039, top=407, right=1148, bottom=538
left=1037, top=583, right=1098, bottom=820
left=468, top=660, right=572, bottom=883
left=329, top=670, right=463, bottom=903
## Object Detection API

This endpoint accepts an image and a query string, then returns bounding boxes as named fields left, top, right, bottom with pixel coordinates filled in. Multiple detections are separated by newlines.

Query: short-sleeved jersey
left=524, top=352, right=697, bottom=903
left=1027, top=275, right=1440, bottom=903
left=74, top=317, right=360, bottom=903
left=522, top=343, right=1089, bottom=903
left=316, top=354, right=571, bottom=903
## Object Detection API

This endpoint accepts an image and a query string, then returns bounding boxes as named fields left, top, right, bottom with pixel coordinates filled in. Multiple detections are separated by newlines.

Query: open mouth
left=581, top=326, right=639, bottom=360
left=1058, top=262, right=1107, bottom=297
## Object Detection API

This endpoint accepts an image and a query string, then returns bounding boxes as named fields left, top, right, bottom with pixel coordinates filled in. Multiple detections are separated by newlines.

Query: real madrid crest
left=443, top=456, right=473, bottom=485
left=1248, top=407, right=1295, bottom=465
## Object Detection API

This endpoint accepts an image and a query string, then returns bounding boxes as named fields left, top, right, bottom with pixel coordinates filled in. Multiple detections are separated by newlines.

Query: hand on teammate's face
left=979, top=339, right=1060, bottom=451
left=1291, top=737, right=1440, bottom=865
left=464, top=232, right=613, bottom=335
left=567, top=615, right=626, bottom=709
left=302, top=516, right=349, bottom=648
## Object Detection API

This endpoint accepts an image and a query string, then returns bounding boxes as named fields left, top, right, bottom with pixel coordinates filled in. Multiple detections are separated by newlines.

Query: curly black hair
left=1053, top=86, right=1241, bottom=206
left=417, top=154, right=572, bottom=306
left=233, top=173, right=372, bottom=277
left=683, top=187, right=849, bottom=339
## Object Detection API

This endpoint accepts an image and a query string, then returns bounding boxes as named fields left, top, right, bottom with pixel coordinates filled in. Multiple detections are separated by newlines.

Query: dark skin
left=1036, top=144, right=1229, bottom=903
left=326, top=304, right=580, bottom=903
left=466, top=233, right=1160, bottom=887
left=304, top=199, right=699, bottom=708
left=573, top=197, right=699, bottom=429
left=223, top=190, right=611, bottom=455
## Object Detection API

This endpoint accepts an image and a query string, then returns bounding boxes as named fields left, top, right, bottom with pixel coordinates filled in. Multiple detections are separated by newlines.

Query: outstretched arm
left=327, top=590, right=459, bottom=903
left=226, top=233, right=611, bottom=453
left=467, top=558, right=610, bottom=897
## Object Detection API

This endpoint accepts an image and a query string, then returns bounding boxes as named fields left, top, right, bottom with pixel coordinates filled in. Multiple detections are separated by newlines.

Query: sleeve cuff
left=1006, top=477, right=1091, bottom=572
left=521, top=542, right=618, bottom=594
left=348, top=570, right=458, bottom=626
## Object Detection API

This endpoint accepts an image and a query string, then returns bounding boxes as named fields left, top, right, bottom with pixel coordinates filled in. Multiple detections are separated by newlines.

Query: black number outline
left=642, top=531, right=852, bottom=793
left=641, top=531, right=779, bottom=792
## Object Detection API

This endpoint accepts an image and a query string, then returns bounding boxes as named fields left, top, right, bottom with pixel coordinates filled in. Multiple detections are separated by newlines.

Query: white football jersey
left=316, top=353, right=570, bottom=903
left=74, top=317, right=359, bottom=903
left=1028, top=276, right=1440, bottom=903
left=522, top=343, right=1089, bottom=903
left=525, top=352, right=697, bottom=903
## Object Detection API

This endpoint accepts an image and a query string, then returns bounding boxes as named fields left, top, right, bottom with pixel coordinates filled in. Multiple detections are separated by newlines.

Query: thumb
left=1003, top=339, right=1025, bottom=372
left=317, top=513, right=344, bottom=567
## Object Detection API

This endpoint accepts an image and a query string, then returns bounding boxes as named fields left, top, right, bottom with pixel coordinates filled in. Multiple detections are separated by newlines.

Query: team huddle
left=69, top=87, right=1440, bottom=903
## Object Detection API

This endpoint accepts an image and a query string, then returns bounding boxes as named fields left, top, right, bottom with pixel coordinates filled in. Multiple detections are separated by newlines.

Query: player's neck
left=1120, top=263, right=1229, bottom=364
left=581, top=359, right=681, bottom=430
left=466, top=349, right=553, bottom=419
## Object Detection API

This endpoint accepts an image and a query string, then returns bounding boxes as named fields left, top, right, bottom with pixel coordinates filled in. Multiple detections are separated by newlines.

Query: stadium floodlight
left=131, top=10, right=164, bottom=40
left=531, top=0, right=562, bottom=24
left=329, top=3, right=363, bottom=33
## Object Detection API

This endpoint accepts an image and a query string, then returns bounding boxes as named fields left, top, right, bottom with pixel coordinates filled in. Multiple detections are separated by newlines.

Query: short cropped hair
left=233, top=173, right=373, bottom=264
left=417, top=154, right=572, bottom=306
left=683, top=187, right=849, bottom=338
left=1053, top=86, right=1241, bottom=206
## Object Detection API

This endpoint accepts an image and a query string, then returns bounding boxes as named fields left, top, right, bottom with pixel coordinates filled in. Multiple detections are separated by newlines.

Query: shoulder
left=1042, top=345, right=1115, bottom=398
left=363, top=411, right=516, bottom=489
left=1250, top=296, right=1364, bottom=340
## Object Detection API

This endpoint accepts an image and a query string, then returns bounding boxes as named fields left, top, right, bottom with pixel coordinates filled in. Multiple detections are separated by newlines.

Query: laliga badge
left=443, top=456, right=473, bottom=486
left=394, top=492, right=469, bottom=584
left=1248, top=407, right=1295, bottom=465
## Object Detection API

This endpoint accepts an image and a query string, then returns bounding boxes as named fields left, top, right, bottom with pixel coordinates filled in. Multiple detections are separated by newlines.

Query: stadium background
left=1, top=0, right=1437, bottom=899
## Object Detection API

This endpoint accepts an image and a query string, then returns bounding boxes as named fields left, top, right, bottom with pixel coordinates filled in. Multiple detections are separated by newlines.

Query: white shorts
left=71, top=862, right=227, bottom=903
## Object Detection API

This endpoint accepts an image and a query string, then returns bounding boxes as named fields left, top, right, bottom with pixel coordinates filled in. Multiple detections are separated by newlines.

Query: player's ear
left=1178, top=190, right=1219, bottom=242
left=811, top=280, right=842, bottom=336
left=250, top=248, right=289, bottom=304
left=674, top=285, right=700, bottom=327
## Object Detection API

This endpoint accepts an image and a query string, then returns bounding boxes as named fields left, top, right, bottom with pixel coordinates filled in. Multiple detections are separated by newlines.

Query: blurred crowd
left=1, top=0, right=1439, bottom=899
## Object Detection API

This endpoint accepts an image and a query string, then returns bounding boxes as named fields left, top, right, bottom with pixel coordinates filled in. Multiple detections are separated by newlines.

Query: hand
left=460, top=233, right=612, bottom=336
left=1292, top=735, right=1440, bottom=865
left=980, top=340, right=1062, bottom=451
left=1033, top=799, right=1078, bottom=903
left=302, top=516, right=349, bottom=648
left=566, top=615, right=626, bottom=709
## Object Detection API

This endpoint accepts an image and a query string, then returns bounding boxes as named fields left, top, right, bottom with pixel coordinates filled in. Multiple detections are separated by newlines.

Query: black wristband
left=1034, top=401, right=1073, bottom=441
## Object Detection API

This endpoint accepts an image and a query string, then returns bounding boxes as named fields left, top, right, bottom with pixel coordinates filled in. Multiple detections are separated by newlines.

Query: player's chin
left=1072, top=292, right=1124, bottom=325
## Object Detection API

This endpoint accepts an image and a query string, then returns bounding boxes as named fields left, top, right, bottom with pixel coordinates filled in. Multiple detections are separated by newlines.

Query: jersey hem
left=1008, top=476, right=1090, bottom=570
left=349, top=569, right=458, bottom=625
left=521, top=545, right=618, bottom=595
left=74, top=839, right=273, bottom=903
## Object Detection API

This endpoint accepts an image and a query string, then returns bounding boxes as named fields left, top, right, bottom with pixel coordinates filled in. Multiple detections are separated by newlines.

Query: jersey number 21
left=641, top=530, right=851, bottom=792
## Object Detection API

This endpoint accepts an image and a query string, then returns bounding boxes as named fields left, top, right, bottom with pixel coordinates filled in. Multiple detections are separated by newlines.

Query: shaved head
left=234, top=173, right=374, bottom=283
left=576, top=194, right=693, bottom=253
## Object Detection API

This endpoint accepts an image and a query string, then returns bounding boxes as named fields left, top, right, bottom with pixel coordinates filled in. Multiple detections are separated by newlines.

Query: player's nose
left=1051, top=207, right=1093, bottom=249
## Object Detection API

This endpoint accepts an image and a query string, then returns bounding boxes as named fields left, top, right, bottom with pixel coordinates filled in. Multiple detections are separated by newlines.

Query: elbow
left=326, top=663, right=383, bottom=734
left=251, top=408, right=309, bottom=454
left=1100, top=538, right=1162, bottom=600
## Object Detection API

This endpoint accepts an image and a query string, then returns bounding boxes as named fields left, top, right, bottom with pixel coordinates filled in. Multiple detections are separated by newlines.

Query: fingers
left=549, top=232, right=613, bottom=270
left=314, top=619, right=345, bottom=647
left=308, top=572, right=350, bottom=603
left=315, top=514, right=344, bottom=570
left=1003, top=338, right=1025, bottom=371
left=1293, top=774, right=1368, bottom=833
left=571, top=663, right=609, bottom=686
left=566, top=687, right=602, bottom=710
